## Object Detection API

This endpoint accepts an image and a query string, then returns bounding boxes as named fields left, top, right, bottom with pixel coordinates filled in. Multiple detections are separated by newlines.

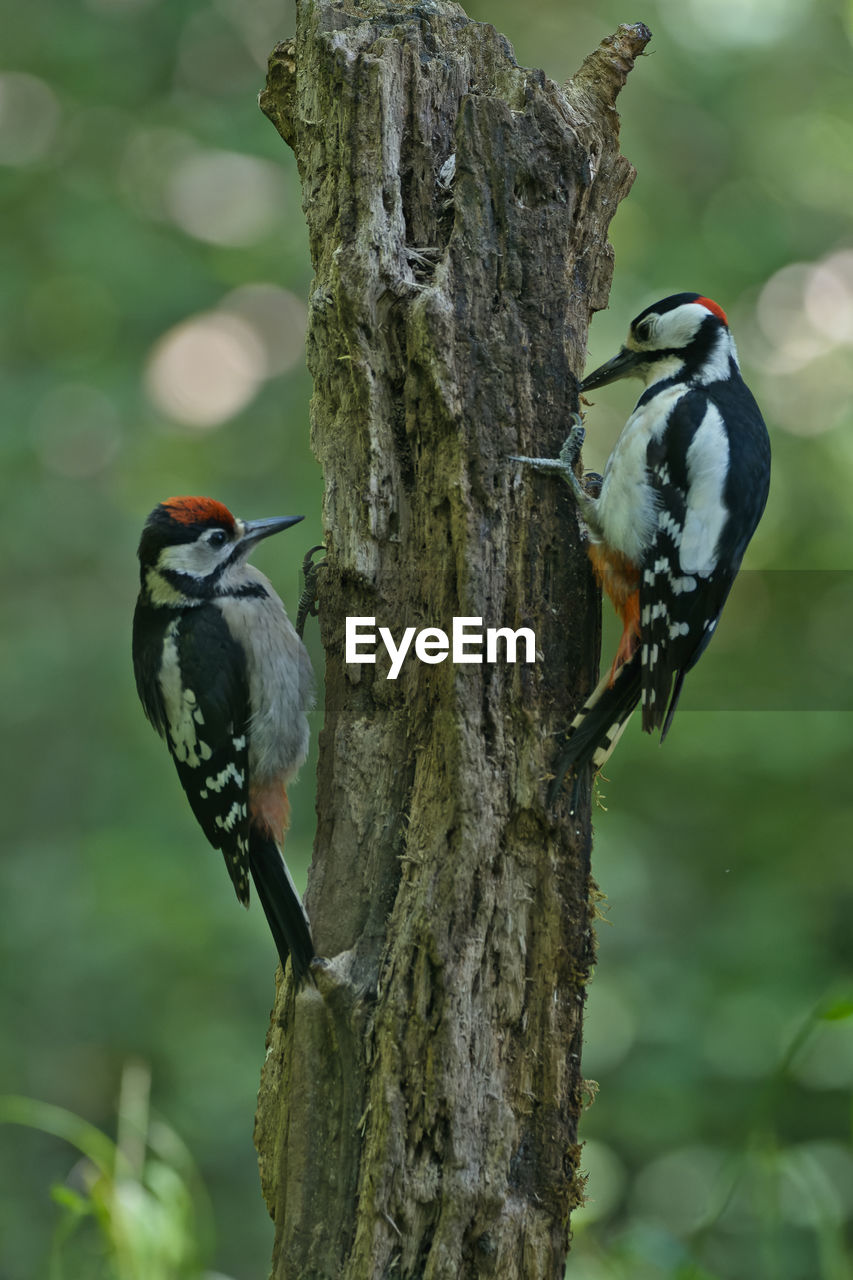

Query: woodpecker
left=514, top=293, right=771, bottom=802
left=132, top=496, right=315, bottom=983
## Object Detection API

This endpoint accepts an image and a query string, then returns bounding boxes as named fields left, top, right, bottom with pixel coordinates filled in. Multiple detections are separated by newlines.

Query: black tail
left=548, top=657, right=642, bottom=807
left=248, top=833, right=315, bottom=987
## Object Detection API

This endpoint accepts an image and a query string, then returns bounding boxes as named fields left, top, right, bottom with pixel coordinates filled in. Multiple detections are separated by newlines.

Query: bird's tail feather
left=249, top=833, right=315, bottom=987
left=548, top=657, right=642, bottom=806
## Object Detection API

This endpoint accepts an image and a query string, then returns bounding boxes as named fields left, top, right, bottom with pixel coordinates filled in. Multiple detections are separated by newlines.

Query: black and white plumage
left=132, top=496, right=315, bottom=983
left=513, top=293, right=771, bottom=802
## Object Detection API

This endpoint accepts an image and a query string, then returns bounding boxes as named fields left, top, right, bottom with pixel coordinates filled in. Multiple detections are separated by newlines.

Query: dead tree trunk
left=256, top=6, right=649, bottom=1277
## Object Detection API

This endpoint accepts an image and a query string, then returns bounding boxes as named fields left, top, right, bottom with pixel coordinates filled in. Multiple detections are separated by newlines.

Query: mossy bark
left=256, top=5, right=649, bottom=1277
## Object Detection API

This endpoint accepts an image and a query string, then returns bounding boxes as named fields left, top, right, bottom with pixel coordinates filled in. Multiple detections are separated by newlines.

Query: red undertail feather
left=587, top=544, right=642, bottom=684
left=250, top=781, right=291, bottom=848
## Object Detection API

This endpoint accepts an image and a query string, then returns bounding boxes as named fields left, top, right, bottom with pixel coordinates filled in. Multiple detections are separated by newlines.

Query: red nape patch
left=696, top=296, right=728, bottom=326
left=162, top=496, right=235, bottom=528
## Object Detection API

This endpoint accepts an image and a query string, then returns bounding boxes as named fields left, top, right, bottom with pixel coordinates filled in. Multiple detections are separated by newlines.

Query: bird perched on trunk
left=513, top=293, right=770, bottom=804
left=132, top=496, right=315, bottom=983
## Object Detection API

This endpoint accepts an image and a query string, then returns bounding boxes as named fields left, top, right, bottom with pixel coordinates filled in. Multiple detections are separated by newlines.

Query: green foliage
left=0, top=1062, right=215, bottom=1280
left=571, top=995, right=853, bottom=1278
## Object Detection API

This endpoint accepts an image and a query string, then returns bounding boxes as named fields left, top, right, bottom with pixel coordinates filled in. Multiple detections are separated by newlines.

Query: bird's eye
left=634, top=319, right=653, bottom=343
left=208, top=529, right=227, bottom=548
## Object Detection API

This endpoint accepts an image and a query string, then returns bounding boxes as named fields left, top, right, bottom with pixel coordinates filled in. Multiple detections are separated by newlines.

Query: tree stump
left=256, top=6, right=650, bottom=1276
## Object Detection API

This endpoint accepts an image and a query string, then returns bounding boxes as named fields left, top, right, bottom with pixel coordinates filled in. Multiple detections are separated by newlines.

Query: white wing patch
left=205, top=761, right=245, bottom=792
left=669, top=573, right=697, bottom=595
left=215, top=800, right=247, bottom=833
left=158, top=621, right=212, bottom=766
left=680, top=404, right=730, bottom=573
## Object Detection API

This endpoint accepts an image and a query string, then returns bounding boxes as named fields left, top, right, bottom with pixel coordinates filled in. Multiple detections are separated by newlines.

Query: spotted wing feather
left=640, top=392, right=725, bottom=734
left=640, top=381, right=770, bottom=736
left=135, top=601, right=252, bottom=905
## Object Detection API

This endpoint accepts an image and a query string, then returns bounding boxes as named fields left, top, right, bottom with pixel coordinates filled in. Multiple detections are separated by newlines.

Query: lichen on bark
left=256, top=6, right=650, bottom=1277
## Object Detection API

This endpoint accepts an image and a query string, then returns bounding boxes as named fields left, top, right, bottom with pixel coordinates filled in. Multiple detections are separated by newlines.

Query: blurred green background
left=1, top=0, right=851, bottom=1276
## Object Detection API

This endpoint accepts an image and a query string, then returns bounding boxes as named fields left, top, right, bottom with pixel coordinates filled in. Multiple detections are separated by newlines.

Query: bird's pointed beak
left=580, top=345, right=645, bottom=392
left=240, top=514, right=304, bottom=549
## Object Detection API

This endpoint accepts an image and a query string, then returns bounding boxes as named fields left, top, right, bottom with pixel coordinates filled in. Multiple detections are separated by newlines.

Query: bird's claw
left=582, top=470, right=603, bottom=499
left=558, top=414, right=586, bottom=471
left=296, top=545, right=326, bottom=639
left=510, top=412, right=586, bottom=480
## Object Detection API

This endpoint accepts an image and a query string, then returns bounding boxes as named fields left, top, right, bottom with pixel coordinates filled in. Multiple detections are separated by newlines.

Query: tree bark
left=256, top=6, right=649, bottom=1277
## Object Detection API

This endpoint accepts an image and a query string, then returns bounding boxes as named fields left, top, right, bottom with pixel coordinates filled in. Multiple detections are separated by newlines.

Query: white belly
left=596, top=385, right=687, bottom=562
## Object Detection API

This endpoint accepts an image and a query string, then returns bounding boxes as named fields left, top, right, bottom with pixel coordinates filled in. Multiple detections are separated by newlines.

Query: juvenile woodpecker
left=132, top=496, right=315, bottom=983
left=514, top=293, right=771, bottom=801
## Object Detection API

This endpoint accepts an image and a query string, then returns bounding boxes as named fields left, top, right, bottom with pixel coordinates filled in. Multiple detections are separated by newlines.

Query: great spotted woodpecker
left=514, top=293, right=771, bottom=802
left=132, top=497, right=315, bottom=983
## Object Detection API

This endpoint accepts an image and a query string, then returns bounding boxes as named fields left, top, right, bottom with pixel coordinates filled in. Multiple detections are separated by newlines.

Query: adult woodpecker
left=514, top=293, right=771, bottom=802
left=132, top=496, right=315, bottom=984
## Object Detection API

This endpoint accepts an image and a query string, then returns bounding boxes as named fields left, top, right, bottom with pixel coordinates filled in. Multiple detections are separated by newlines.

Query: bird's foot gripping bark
left=512, top=413, right=585, bottom=481
left=511, top=414, right=599, bottom=525
left=558, top=413, right=586, bottom=470
left=296, top=545, right=326, bottom=640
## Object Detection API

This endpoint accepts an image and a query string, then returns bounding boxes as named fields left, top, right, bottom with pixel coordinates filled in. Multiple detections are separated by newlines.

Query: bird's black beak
left=241, top=514, right=304, bottom=549
left=580, top=345, right=645, bottom=391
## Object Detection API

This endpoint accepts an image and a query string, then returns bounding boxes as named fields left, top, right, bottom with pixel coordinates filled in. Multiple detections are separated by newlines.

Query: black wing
left=134, top=600, right=252, bottom=904
left=640, top=380, right=770, bottom=737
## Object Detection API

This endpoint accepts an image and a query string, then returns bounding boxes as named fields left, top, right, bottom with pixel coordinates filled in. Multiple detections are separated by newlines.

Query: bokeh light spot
left=631, top=1146, right=727, bottom=1236
left=219, top=284, right=308, bottom=377
left=164, top=149, right=287, bottom=247
left=0, top=72, right=60, bottom=167
left=667, top=0, right=809, bottom=48
left=780, top=1142, right=853, bottom=1227
left=574, top=1141, right=627, bottom=1228
left=144, top=312, right=267, bottom=428
left=804, top=251, right=853, bottom=344
left=118, top=127, right=198, bottom=221
left=742, top=253, right=853, bottom=436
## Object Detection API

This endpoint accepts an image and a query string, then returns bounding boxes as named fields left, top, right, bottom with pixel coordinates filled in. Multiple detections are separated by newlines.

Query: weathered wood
left=256, top=6, right=649, bottom=1276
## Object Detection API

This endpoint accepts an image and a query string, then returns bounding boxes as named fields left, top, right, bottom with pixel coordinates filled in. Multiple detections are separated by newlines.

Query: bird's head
left=137, top=496, right=303, bottom=603
left=581, top=293, right=735, bottom=392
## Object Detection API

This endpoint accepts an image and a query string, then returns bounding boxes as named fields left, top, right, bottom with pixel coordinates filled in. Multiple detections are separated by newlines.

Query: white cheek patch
left=159, top=541, right=224, bottom=579
left=644, top=305, right=736, bottom=387
left=653, top=303, right=705, bottom=349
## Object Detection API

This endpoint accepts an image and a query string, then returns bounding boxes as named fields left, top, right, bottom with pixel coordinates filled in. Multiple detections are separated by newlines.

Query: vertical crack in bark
left=257, top=6, right=649, bottom=1278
